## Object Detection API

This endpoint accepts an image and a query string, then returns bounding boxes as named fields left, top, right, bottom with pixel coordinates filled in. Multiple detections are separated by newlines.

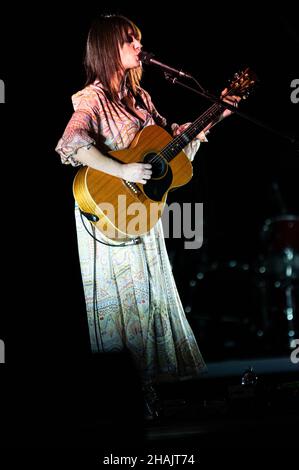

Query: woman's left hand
left=172, top=89, right=242, bottom=141
left=220, top=88, right=242, bottom=119
left=172, top=122, right=207, bottom=142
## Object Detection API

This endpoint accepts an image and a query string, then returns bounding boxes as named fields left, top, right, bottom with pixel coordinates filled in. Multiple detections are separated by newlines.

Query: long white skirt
left=75, top=205, right=207, bottom=385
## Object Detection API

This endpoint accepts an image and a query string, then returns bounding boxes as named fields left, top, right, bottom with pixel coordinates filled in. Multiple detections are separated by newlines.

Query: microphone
left=138, top=51, right=193, bottom=79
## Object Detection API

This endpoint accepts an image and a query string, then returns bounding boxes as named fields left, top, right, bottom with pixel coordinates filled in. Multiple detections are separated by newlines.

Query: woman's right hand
left=121, top=162, right=152, bottom=184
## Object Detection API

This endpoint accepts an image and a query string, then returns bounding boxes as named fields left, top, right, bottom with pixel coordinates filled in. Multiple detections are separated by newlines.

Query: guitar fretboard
left=161, top=101, right=223, bottom=162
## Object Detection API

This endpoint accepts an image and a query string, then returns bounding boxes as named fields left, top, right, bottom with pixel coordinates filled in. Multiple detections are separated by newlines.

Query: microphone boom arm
left=164, top=74, right=298, bottom=149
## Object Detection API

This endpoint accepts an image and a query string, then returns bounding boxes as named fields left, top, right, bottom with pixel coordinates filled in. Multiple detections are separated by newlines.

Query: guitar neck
left=162, top=101, right=223, bottom=162
left=158, top=66, right=257, bottom=162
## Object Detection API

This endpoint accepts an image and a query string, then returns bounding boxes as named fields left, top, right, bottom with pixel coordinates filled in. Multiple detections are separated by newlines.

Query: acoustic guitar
left=73, top=68, right=256, bottom=240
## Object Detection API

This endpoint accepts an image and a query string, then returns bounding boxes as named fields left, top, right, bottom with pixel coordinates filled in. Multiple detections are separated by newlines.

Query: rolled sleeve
left=183, top=139, right=201, bottom=162
left=55, top=95, right=99, bottom=166
left=171, top=123, right=206, bottom=162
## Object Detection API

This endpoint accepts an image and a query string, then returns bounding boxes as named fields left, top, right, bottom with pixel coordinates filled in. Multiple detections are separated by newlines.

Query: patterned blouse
left=55, top=80, right=200, bottom=164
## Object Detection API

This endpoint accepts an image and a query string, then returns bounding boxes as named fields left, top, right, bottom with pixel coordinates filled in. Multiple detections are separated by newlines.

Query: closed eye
left=126, top=34, right=135, bottom=43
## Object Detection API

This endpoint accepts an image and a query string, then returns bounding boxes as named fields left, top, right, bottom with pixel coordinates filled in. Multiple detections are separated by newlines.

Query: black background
left=1, top=1, right=298, bottom=364
left=0, top=0, right=298, bottom=458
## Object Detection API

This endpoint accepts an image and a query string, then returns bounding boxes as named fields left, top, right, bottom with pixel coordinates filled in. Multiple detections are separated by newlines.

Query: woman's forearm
left=75, top=145, right=123, bottom=178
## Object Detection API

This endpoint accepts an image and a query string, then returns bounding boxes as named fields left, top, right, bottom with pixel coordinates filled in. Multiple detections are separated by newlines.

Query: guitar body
left=73, top=125, right=193, bottom=240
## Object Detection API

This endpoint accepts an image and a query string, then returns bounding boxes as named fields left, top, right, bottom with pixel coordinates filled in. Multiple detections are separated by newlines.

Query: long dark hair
left=84, top=15, right=142, bottom=101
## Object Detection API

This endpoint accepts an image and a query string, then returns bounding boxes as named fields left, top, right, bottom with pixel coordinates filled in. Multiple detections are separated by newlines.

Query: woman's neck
left=112, top=70, right=127, bottom=94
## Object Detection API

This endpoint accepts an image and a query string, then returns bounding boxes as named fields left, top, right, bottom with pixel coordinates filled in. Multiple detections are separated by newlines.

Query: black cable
left=79, top=209, right=141, bottom=247
left=81, top=210, right=141, bottom=353
left=92, top=224, right=103, bottom=352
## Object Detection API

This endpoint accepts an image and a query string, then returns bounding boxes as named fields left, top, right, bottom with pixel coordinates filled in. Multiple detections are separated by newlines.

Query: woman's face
left=119, top=32, right=142, bottom=71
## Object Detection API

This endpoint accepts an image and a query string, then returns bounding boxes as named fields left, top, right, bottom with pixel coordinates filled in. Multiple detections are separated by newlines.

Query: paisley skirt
left=75, top=205, right=207, bottom=385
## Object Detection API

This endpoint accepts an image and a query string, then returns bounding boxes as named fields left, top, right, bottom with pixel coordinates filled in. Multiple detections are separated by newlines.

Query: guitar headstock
left=227, top=67, right=257, bottom=100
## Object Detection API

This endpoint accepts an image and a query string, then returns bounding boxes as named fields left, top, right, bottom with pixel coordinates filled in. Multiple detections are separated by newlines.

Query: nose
left=132, top=37, right=142, bottom=51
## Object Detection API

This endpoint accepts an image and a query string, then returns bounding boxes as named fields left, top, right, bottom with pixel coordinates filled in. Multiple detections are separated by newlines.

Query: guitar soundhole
left=142, top=152, right=172, bottom=201
left=143, top=153, right=167, bottom=179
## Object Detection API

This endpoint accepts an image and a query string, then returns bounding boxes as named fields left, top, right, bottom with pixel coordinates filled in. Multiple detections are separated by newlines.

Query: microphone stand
left=164, top=73, right=299, bottom=150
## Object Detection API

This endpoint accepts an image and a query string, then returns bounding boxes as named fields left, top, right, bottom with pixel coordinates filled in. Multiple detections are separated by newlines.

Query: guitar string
left=138, top=106, right=218, bottom=180
left=147, top=81, right=246, bottom=167
left=162, top=72, right=255, bottom=159
left=148, top=101, right=220, bottom=165
left=153, top=89, right=232, bottom=164
left=160, top=77, right=251, bottom=162
left=163, top=103, right=222, bottom=161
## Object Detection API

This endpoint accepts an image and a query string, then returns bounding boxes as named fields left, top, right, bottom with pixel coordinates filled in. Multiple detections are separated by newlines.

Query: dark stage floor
left=146, top=363, right=299, bottom=451
left=2, top=355, right=298, bottom=458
